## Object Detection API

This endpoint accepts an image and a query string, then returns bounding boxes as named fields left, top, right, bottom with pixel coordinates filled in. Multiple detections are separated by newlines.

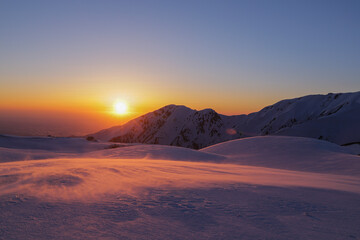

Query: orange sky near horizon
left=0, top=72, right=271, bottom=116
left=1, top=70, right=354, bottom=137
left=0, top=72, right=275, bottom=119
left=0, top=95, right=263, bottom=136
left=0, top=74, right=277, bottom=137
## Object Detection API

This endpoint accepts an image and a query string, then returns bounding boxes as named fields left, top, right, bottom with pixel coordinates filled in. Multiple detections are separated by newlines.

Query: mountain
left=92, top=105, right=245, bottom=149
left=233, top=91, right=360, bottom=145
left=91, top=91, right=360, bottom=149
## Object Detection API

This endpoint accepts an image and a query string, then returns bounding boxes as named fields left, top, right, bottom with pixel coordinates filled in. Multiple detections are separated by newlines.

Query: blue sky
left=1, top=0, right=359, bottom=96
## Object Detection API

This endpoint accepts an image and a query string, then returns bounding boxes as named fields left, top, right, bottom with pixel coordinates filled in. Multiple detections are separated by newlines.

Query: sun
left=113, top=101, right=128, bottom=115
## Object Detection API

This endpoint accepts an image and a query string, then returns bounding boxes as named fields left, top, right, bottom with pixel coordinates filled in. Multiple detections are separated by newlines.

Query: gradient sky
left=1, top=0, right=359, bottom=136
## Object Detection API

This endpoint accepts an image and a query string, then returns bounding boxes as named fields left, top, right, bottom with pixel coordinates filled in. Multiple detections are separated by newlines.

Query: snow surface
left=86, top=144, right=226, bottom=162
left=0, top=135, right=360, bottom=239
left=343, top=143, right=360, bottom=155
left=201, top=136, right=360, bottom=175
left=0, top=134, right=113, bottom=153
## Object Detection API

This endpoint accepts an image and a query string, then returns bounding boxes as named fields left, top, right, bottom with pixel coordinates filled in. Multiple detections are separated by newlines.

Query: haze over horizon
left=1, top=0, right=359, bottom=136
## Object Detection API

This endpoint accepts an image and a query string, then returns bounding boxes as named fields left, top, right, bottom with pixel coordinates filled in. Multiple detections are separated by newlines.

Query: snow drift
left=202, top=136, right=360, bottom=175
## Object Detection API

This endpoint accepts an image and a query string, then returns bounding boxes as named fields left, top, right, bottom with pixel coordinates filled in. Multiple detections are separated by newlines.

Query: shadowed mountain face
left=92, top=92, right=360, bottom=149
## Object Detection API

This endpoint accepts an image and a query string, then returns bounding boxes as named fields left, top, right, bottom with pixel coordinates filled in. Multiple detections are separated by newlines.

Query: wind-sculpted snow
left=1, top=136, right=360, bottom=239
left=0, top=147, right=71, bottom=162
left=92, top=91, right=360, bottom=148
left=2, top=158, right=360, bottom=201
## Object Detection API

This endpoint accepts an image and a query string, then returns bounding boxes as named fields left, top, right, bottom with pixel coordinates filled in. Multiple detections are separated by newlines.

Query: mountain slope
left=92, top=91, right=360, bottom=148
left=233, top=92, right=360, bottom=145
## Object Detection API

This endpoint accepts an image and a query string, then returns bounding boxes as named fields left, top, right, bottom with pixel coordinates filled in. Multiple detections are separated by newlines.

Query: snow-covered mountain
left=92, top=105, right=244, bottom=149
left=92, top=91, right=360, bottom=148
left=233, top=91, right=360, bottom=145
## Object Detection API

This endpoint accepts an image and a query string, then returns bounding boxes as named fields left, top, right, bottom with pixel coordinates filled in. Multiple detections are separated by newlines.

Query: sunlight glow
left=113, top=101, right=128, bottom=115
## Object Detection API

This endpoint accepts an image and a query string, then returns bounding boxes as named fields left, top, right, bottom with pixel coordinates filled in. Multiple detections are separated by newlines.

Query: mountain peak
left=92, top=104, right=240, bottom=149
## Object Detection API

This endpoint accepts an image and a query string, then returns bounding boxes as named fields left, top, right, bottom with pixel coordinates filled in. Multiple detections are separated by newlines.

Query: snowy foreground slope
left=0, top=135, right=360, bottom=239
left=92, top=91, right=360, bottom=149
left=201, top=136, right=360, bottom=175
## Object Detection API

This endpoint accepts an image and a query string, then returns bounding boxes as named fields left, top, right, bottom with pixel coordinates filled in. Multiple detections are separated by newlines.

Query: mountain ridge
left=91, top=91, right=360, bottom=149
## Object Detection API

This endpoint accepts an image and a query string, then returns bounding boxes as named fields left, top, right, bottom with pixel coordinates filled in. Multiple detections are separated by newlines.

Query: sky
left=1, top=0, right=359, bottom=136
